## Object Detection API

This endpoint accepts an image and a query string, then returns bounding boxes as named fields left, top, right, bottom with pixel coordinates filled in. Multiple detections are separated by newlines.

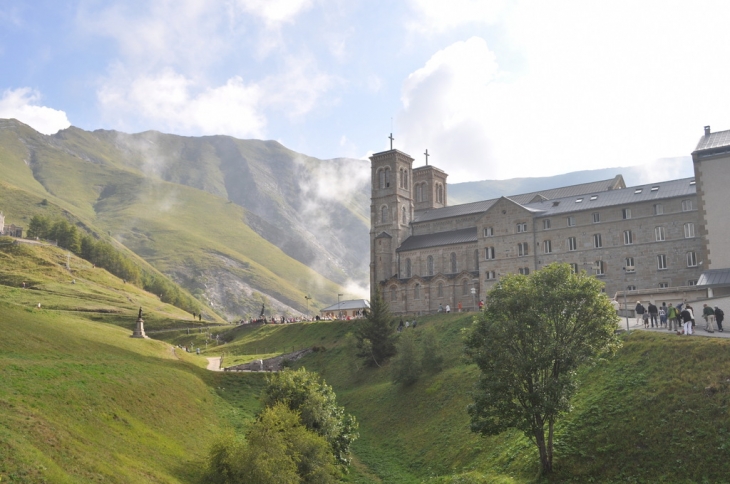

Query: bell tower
left=369, top=136, right=414, bottom=295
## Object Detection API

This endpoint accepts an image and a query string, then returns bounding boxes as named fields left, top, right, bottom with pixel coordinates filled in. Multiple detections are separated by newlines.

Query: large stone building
left=370, top=131, right=714, bottom=314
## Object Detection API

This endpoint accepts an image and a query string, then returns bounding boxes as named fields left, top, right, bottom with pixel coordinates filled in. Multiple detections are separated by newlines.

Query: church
left=368, top=129, right=724, bottom=315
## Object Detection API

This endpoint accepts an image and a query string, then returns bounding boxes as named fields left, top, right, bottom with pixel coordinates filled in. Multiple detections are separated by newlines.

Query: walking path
left=206, top=357, right=222, bottom=371
left=622, top=318, right=730, bottom=338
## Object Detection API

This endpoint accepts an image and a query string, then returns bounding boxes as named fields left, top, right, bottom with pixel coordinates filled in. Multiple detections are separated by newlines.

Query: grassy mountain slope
left=0, top=240, right=267, bottom=483
left=201, top=315, right=730, bottom=483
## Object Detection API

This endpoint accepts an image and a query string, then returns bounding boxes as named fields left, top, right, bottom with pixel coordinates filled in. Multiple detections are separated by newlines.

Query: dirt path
left=206, top=357, right=222, bottom=371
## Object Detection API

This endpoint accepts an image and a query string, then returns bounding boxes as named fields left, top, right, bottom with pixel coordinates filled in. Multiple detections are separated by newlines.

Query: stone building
left=370, top=143, right=706, bottom=315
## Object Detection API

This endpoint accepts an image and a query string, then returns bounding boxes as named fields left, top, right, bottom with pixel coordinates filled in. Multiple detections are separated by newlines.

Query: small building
left=319, top=299, right=370, bottom=320
left=3, top=224, right=23, bottom=238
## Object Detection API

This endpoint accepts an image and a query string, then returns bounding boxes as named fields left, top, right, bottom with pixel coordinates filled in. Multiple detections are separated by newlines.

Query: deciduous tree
left=464, top=263, right=620, bottom=475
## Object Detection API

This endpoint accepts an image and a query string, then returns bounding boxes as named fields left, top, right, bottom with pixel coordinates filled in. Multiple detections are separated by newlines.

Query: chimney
left=704, top=126, right=711, bottom=136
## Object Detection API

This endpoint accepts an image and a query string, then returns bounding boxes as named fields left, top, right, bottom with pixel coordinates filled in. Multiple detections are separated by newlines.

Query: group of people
left=397, top=319, right=418, bottom=332
left=634, top=301, right=724, bottom=335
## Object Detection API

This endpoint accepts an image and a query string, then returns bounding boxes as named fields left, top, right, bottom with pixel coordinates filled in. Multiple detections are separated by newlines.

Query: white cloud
left=0, top=87, right=71, bottom=135
left=236, top=0, right=313, bottom=26
left=406, top=0, right=506, bottom=33
left=98, top=68, right=266, bottom=138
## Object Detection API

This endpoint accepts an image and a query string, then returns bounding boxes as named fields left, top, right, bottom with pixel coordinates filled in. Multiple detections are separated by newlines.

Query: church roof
left=412, top=176, right=624, bottom=223
left=523, top=177, right=696, bottom=216
left=694, top=128, right=730, bottom=153
left=397, top=227, right=477, bottom=252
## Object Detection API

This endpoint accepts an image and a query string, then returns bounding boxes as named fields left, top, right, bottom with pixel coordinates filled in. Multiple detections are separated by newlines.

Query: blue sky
left=2, top=0, right=730, bottom=183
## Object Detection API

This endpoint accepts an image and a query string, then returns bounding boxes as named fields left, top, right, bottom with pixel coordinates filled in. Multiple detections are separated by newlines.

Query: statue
left=260, top=304, right=265, bottom=318
left=138, top=307, right=143, bottom=319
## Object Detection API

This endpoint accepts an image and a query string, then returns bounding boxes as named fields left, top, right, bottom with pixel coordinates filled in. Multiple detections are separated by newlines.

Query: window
left=659, top=282, right=669, bottom=288
left=402, top=207, right=407, bottom=224
left=623, top=230, right=634, bottom=245
left=399, top=169, right=404, bottom=188
left=450, top=252, right=457, bottom=273
left=576, top=198, right=583, bottom=203
left=634, top=188, right=643, bottom=194
left=682, top=199, right=693, bottom=211
left=593, top=233, right=602, bottom=248
left=404, top=170, right=408, bottom=189
left=686, top=251, right=698, bottom=267
left=627, top=285, right=637, bottom=291
left=484, top=226, right=494, bottom=237
left=436, top=184, right=443, bottom=203
left=684, top=223, right=695, bottom=238
left=570, top=263, right=579, bottom=273
left=378, top=169, right=386, bottom=189
left=655, top=226, right=665, bottom=242
left=543, top=240, right=552, bottom=254
left=462, top=279, right=469, bottom=295
left=390, top=286, right=397, bottom=301
left=543, top=219, right=551, bottom=230
left=474, top=249, right=479, bottom=270
left=651, top=186, right=659, bottom=192
left=654, top=204, right=663, bottom=215
left=485, top=247, right=495, bottom=260
left=519, top=267, right=530, bottom=275
left=381, top=206, right=388, bottom=223
left=437, top=283, right=444, bottom=297
left=416, top=184, right=423, bottom=202
left=688, top=280, right=698, bottom=286
left=592, top=212, right=600, bottom=223
left=485, top=271, right=496, bottom=280
left=427, top=255, right=434, bottom=276
left=518, top=242, right=529, bottom=256
left=625, top=258, right=635, bottom=272
left=516, top=222, right=528, bottom=233
left=657, top=254, right=667, bottom=270
left=622, top=208, right=631, bottom=219
left=567, top=216, right=576, bottom=227
left=405, top=258, right=412, bottom=278
left=414, top=284, right=420, bottom=300
left=590, top=195, right=598, bottom=201
left=595, top=260, right=605, bottom=276
left=568, top=237, right=577, bottom=251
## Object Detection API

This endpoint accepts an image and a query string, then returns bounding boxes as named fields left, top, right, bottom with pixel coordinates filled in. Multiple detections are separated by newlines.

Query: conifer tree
left=355, top=287, right=397, bottom=367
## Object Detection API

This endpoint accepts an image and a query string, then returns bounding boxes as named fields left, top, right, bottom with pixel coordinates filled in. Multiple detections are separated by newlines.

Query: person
left=438, top=303, right=443, bottom=313
left=659, top=305, right=667, bottom=328
left=702, top=304, right=716, bottom=332
left=478, top=300, right=484, bottom=310
left=405, top=320, right=410, bottom=328
left=680, top=307, right=693, bottom=335
left=715, top=306, right=725, bottom=332
left=635, top=301, right=646, bottom=327
left=457, top=301, right=463, bottom=312
left=686, top=304, right=696, bottom=330
left=412, top=320, right=417, bottom=328
left=445, top=304, right=451, bottom=313
left=667, top=304, right=678, bottom=332
left=648, top=302, right=658, bottom=328
left=397, top=320, right=404, bottom=332
left=661, top=302, right=668, bottom=327
left=611, top=298, right=620, bottom=313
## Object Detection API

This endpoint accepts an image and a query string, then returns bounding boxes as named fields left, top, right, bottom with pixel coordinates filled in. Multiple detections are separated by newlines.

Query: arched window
left=462, top=279, right=469, bottom=295
left=390, top=286, right=397, bottom=301
left=400, top=169, right=404, bottom=188
left=402, top=206, right=407, bottom=224
left=384, top=168, right=390, bottom=187
left=405, top=258, right=412, bottom=278
left=416, top=184, right=423, bottom=202
left=381, top=205, right=388, bottom=223
left=404, top=170, right=408, bottom=189
left=378, top=169, right=386, bottom=189
left=450, top=252, right=457, bottom=273
left=437, top=283, right=444, bottom=297
left=414, top=283, right=420, bottom=300
left=437, top=184, right=443, bottom=203
left=427, top=255, right=434, bottom=276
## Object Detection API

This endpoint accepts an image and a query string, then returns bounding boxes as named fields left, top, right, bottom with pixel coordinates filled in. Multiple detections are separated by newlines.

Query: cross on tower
left=389, top=133, right=394, bottom=150
left=424, top=149, right=429, bottom=166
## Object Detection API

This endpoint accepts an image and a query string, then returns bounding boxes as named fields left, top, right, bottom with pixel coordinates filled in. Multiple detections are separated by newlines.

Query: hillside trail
left=206, top=357, right=222, bottom=371
left=626, top=319, right=730, bottom=338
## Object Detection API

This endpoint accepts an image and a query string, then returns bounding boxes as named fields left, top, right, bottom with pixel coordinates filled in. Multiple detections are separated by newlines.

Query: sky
left=2, top=0, right=730, bottom=183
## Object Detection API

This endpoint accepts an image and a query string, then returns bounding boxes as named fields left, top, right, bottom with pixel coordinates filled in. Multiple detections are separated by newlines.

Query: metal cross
left=424, top=149, right=429, bottom=165
left=389, top=133, right=394, bottom=150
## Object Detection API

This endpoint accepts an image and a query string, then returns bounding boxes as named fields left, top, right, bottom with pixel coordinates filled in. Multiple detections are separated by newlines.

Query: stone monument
left=131, top=307, right=149, bottom=339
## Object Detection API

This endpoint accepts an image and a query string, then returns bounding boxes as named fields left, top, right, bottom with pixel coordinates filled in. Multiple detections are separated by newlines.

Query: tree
left=420, top=326, right=444, bottom=374
left=203, top=404, right=338, bottom=484
left=263, top=368, right=358, bottom=467
left=464, top=263, right=620, bottom=476
left=355, top=287, right=397, bottom=367
left=26, top=215, right=51, bottom=239
left=391, top=330, right=422, bottom=386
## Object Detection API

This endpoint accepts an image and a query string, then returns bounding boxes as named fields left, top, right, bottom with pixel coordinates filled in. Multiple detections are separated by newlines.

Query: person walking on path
left=659, top=305, right=667, bottom=328
left=635, top=302, right=646, bottom=327
left=702, top=304, right=716, bottom=332
left=667, top=304, right=679, bottom=332
left=715, top=307, right=725, bottom=332
left=680, top=307, right=693, bottom=335
left=648, top=302, right=659, bottom=328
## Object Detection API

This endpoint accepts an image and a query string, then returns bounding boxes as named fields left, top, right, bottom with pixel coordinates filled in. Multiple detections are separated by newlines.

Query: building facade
left=371, top=145, right=707, bottom=315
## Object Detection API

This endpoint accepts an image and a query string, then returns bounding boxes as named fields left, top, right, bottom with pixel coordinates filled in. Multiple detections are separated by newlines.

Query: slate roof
left=523, top=177, right=696, bottom=216
left=697, top=269, right=730, bottom=287
left=694, top=129, right=730, bottom=153
left=412, top=176, right=624, bottom=223
left=320, top=299, right=370, bottom=312
left=397, top=227, right=477, bottom=252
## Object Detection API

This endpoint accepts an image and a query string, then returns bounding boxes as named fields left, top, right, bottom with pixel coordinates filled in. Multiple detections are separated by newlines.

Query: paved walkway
left=206, top=357, right=222, bottom=371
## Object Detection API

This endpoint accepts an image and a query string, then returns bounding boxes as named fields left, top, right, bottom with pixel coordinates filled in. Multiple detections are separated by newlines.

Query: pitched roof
left=697, top=269, right=730, bottom=287
left=694, top=129, right=730, bottom=153
left=523, top=177, right=696, bottom=216
left=397, top=227, right=477, bottom=252
left=320, top=299, right=370, bottom=312
left=413, top=176, right=624, bottom=223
